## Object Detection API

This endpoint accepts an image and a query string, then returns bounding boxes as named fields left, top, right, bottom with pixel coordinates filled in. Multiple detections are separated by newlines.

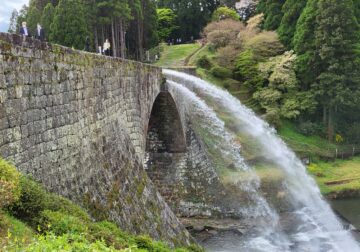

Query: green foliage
left=8, top=176, right=47, bottom=225
left=277, top=0, right=307, bottom=48
left=212, top=6, right=240, bottom=21
left=41, top=3, right=55, bottom=41
left=157, top=8, right=178, bottom=41
left=210, top=66, right=232, bottom=79
left=89, top=221, right=131, bottom=249
left=39, top=210, right=87, bottom=235
left=50, top=0, right=89, bottom=49
left=0, top=212, right=34, bottom=249
left=244, top=31, right=285, bottom=60
left=234, top=49, right=263, bottom=91
left=14, top=233, right=119, bottom=251
left=0, top=159, right=21, bottom=209
left=157, top=0, right=218, bottom=40
left=344, top=122, right=360, bottom=144
left=196, top=55, right=213, bottom=69
left=155, top=43, right=201, bottom=67
left=297, top=121, right=323, bottom=136
left=26, top=5, right=42, bottom=32
left=263, top=0, right=286, bottom=30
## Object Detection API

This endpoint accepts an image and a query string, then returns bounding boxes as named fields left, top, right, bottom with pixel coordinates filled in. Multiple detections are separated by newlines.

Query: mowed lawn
left=155, top=43, right=201, bottom=67
left=308, top=157, right=360, bottom=196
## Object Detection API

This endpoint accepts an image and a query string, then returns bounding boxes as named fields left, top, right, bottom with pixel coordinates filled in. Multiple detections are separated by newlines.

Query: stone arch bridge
left=0, top=33, right=231, bottom=245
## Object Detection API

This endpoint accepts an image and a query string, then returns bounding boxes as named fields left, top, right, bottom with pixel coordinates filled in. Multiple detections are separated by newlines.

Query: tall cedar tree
left=263, top=0, right=285, bottom=30
left=293, top=0, right=318, bottom=91
left=51, top=0, right=89, bottom=49
left=314, top=0, right=360, bottom=141
left=41, top=3, right=55, bottom=41
left=354, top=0, right=360, bottom=22
left=277, top=0, right=306, bottom=49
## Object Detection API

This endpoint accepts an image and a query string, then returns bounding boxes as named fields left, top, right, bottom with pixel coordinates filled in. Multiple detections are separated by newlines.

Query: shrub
left=297, top=122, right=321, bottom=136
left=8, top=176, right=47, bottom=224
left=244, top=31, right=285, bottom=59
left=234, top=49, right=264, bottom=91
left=207, top=30, right=237, bottom=49
left=39, top=210, right=87, bottom=235
left=89, top=221, right=131, bottom=249
left=204, top=20, right=244, bottom=49
left=134, top=235, right=154, bottom=251
left=216, top=45, right=241, bottom=69
left=264, top=109, right=282, bottom=129
left=210, top=66, right=232, bottom=79
left=196, top=55, right=212, bottom=69
left=45, top=193, right=90, bottom=222
left=0, top=159, right=21, bottom=209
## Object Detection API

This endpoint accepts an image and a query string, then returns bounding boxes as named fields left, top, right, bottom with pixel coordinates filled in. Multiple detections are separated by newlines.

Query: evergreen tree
left=51, top=0, right=89, bottom=49
left=41, top=3, right=55, bottom=40
left=277, top=0, right=306, bottom=48
left=354, top=0, right=360, bottom=22
left=8, top=9, right=19, bottom=33
left=27, top=5, right=42, bottom=32
left=293, top=0, right=318, bottom=91
left=263, top=0, right=285, bottom=30
left=313, top=0, right=360, bottom=141
left=142, top=0, right=159, bottom=50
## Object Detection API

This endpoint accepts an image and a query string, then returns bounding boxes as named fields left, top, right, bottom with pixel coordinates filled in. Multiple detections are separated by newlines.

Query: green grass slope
left=155, top=43, right=201, bottom=68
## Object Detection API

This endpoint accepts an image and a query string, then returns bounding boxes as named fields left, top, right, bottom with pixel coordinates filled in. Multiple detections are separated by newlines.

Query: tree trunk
left=323, top=106, right=327, bottom=126
left=94, top=27, right=98, bottom=53
left=119, top=20, right=126, bottom=58
left=111, top=19, right=117, bottom=57
left=137, top=15, right=144, bottom=61
left=328, top=107, right=334, bottom=142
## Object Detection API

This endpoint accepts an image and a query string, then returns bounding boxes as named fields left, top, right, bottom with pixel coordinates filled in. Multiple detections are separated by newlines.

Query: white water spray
left=164, top=70, right=360, bottom=252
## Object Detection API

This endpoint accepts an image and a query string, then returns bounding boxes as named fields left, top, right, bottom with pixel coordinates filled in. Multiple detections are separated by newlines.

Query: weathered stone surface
left=0, top=33, right=191, bottom=246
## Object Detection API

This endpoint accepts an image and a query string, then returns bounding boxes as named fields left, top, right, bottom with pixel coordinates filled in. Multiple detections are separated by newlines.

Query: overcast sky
left=0, top=0, right=29, bottom=32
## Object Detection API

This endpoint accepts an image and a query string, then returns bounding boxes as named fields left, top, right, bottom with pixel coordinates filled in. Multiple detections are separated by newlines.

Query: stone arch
left=146, top=91, right=186, bottom=153
left=144, top=91, right=187, bottom=212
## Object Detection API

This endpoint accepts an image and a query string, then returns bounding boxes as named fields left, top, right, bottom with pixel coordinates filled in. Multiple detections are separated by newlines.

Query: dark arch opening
left=145, top=91, right=187, bottom=212
left=146, top=91, right=186, bottom=153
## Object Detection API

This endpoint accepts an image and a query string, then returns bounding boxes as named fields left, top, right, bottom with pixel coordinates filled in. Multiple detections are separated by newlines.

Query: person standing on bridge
left=35, top=23, right=45, bottom=41
left=20, top=22, right=31, bottom=38
left=103, top=39, right=111, bottom=56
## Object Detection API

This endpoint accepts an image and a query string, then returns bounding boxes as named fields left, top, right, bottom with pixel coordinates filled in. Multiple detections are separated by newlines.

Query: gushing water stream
left=164, top=69, right=360, bottom=252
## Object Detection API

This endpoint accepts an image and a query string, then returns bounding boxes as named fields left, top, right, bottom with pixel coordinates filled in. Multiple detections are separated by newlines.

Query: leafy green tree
left=212, top=6, right=240, bottom=21
left=41, top=3, right=55, bottom=41
left=263, top=0, right=285, bottom=30
left=313, top=0, right=360, bottom=141
left=157, top=8, right=178, bottom=41
left=277, top=0, right=306, bottom=48
left=156, top=0, right=218, bottom=40
left=51, top=0, right=89, bottom=49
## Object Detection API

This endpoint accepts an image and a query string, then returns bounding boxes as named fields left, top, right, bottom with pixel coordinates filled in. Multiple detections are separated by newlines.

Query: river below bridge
left=331, top=198, right=360, bottom=230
